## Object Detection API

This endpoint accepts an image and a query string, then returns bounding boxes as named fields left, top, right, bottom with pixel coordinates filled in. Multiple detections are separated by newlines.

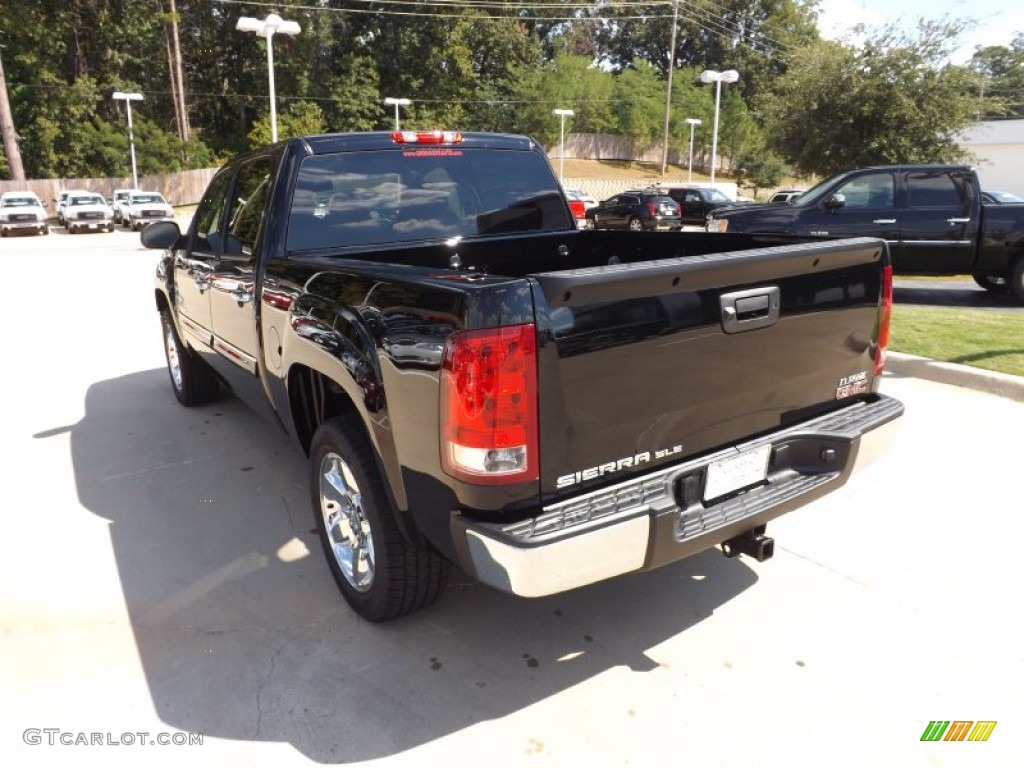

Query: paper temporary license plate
left=703, top=444, right=772, bottom=502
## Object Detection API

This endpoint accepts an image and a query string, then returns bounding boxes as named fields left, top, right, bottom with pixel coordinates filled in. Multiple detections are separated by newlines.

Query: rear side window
left=287, top=148, right=571, bottom=251
left=907, top=172, right=968, bottom=208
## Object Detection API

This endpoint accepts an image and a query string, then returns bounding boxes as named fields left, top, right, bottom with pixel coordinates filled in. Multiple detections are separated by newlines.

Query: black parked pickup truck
left=706, top=164, right=1024, bottom=301
left=143, top=131, right=902, bottom=621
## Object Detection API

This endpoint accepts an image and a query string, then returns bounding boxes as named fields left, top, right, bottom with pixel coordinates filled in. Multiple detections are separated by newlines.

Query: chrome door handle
left=231, top=288, right=253, bottom=304
left=873, top=219, right=896, bottom=225
left=947, top=217, right=971, bottom=225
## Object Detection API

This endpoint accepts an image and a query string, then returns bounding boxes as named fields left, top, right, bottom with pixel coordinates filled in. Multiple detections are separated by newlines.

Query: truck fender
left=280, top=302, right=416, bottom=545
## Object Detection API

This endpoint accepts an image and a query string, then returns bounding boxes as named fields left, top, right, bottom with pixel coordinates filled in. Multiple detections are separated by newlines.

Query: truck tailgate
left=529, top=237, right=888, bottom=499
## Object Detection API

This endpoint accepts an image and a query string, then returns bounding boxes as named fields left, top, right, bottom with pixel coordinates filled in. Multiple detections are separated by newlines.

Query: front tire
left=973, top=274, right=1008, bottom=293
left=311, top=416, right=449, bottom=622
left=160, top=309, right=220, bottom=406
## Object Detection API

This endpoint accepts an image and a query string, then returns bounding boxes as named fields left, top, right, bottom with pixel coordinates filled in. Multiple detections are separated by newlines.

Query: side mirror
left=141, top=220, right=183, bottom=250
left=825, top=193, right=846, bottom=211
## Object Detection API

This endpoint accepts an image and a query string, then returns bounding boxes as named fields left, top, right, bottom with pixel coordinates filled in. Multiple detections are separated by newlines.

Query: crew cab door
left=894, top=169, right=978, bottom=273
left=680, top=190, right=705, bottom=225
left=172, top=168, right=233, bottom=354
left=815, top=171, right=899, bottom=245
left=206, top=154, right=276, bottom=407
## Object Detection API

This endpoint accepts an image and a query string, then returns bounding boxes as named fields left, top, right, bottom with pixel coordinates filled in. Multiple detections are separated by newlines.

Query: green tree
left=612, top=61, right=666, bottom=162
left=762, top=20, right=987, bottom=176
left=972, top=35, right=1024, bottom=118
left=732, top=147, right=786, bottom=198
left=591, top=0, right=819, bottom=102
left=247, top=101, right=327, bottom=148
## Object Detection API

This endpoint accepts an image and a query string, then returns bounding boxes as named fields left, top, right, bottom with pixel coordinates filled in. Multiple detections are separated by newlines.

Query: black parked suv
left=655, top=185, right=740, bottom=226
left=585, top=190, right=682, bottom=231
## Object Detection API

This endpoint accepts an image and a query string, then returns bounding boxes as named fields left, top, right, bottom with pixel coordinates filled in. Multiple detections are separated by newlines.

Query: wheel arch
left=286, top=363, right=421, bottom=548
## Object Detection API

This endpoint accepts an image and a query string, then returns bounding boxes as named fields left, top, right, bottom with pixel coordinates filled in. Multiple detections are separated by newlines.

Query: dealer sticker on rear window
left=836, top=370, right=868, bottom=399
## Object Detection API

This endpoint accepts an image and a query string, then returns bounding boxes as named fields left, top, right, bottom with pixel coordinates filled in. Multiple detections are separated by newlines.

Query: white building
left=961, top=119, right=1024, bottom=195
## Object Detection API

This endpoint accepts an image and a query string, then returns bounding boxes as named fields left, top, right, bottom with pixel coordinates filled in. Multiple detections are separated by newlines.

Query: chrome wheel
left=628, top=217, right=643, bottom=231
left=319, top=452, right=375, bottom=592
left=164, top=322, right=183, bottom=392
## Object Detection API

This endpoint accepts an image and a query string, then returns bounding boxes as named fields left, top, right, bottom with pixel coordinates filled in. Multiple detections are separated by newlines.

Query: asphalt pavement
left=1, top=230, right=1021, bottom=768
left=893, top=277, right=1024, bottom=312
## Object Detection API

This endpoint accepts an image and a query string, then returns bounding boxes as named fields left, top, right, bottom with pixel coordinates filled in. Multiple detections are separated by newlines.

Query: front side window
left=835, top=173, right=894, bottom=209
left=193, top=170, right=233, bottom=253
left=226, top=156, right=275, bottom=257
left=287, top=147, right=570, bottom=251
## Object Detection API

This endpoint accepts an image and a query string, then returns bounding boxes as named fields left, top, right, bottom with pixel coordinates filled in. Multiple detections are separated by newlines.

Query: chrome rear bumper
left=455, top=394, right=903, bottom=597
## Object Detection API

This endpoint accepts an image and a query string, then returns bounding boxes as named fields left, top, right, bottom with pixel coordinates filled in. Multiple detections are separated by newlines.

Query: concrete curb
left=886, top=351, right=1024, bottom=402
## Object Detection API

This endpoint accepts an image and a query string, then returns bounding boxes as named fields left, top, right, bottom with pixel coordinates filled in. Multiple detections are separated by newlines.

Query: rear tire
left=310, top=415, right=449, bottom=621
left=160, top=309, right=220, bottom=406
left=1010, top=258, right=1024, bottom=304
left=628, top=217, right=643, bottom=231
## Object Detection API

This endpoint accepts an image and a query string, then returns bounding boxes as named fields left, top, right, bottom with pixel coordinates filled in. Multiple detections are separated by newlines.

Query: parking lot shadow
left=70, top=370, right=758, bottom=763
left=893, top=280, right=1023, bottom=310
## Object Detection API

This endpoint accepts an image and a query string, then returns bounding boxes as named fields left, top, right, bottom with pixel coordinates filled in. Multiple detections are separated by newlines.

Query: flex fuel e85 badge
left=836, top=370, right=868, bottom=399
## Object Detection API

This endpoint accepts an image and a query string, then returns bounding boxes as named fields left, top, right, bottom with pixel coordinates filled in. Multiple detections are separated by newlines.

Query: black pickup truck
left=706, top=164, right=1024, bottom=301
left=143, top=131, right=902, bottom=621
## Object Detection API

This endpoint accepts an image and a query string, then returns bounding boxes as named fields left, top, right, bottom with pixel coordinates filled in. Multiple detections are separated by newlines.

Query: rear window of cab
left=286, top=148, right=572, bottom=251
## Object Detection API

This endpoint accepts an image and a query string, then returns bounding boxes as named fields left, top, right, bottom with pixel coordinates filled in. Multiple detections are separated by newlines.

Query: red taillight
left=391, top=130, right=463, bottom=145
left=875, top=264, right=893, bottom=375
left=647, top=201, right=658, bottom=215
left=568, top=200, right=586, bottom=220
left=440, top=324, right=538, bottom=485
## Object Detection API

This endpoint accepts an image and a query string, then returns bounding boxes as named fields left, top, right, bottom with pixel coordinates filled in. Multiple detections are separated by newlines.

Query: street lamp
left=684, top=118, right=701, bottom=183
left=552, top=108, right=574, bottom=183
left=111, top=91, right=143, bottom=189
left=699, top=69, right=739, bottom=186
left=236, top=13, right=301, bottom=144
left=383, top=97, right=411, bottom=130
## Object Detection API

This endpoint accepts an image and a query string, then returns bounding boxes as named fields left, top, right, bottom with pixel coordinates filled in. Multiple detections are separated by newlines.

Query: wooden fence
left=0, top=167, right=218, bottom=211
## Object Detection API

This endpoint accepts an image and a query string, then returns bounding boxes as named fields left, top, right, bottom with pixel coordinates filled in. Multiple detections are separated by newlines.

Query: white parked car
left=110, top=188, right=141, bottom=224
left=122, top=191, right=175, bottom=231
left=564, top=188, right=599, bottom=210
left=63, top=191, right=115, bottom=233
left=0, top=191, right=49, bottom=236
left=55, top=190, right=71, bottom=225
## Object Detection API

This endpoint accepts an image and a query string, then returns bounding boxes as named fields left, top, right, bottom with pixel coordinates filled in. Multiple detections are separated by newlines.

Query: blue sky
left=817, top=0, right=1024, bottom=62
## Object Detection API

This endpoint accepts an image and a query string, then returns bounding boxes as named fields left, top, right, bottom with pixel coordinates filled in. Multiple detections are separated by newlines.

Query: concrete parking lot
left=1, top=229, right=1021, bottom=768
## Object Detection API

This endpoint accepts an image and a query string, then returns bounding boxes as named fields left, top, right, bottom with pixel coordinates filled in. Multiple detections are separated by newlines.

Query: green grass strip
left=890, top=305, right=1024, bottom=377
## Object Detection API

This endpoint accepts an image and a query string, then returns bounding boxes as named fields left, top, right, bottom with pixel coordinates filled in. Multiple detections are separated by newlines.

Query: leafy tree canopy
left=761, top=19, right=993, bottom=176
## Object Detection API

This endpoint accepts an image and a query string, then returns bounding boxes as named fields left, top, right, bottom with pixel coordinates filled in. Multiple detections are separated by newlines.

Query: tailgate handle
left=720, top=286, right=780, bottom=334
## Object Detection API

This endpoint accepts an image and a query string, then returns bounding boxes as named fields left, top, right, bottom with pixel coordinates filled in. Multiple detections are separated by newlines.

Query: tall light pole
left=383, top=97, right=411, bottom=130
left=699, top=69, right=739, bottom=185
left=236, top=13, right=301, bottom=144
left=684, top=118, right=701, bottom=182
left=660, top=0, right=680, bottom=175
left=553, top=108, right=574, bottom=183
left=111, top=91, right=143, bottom=189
